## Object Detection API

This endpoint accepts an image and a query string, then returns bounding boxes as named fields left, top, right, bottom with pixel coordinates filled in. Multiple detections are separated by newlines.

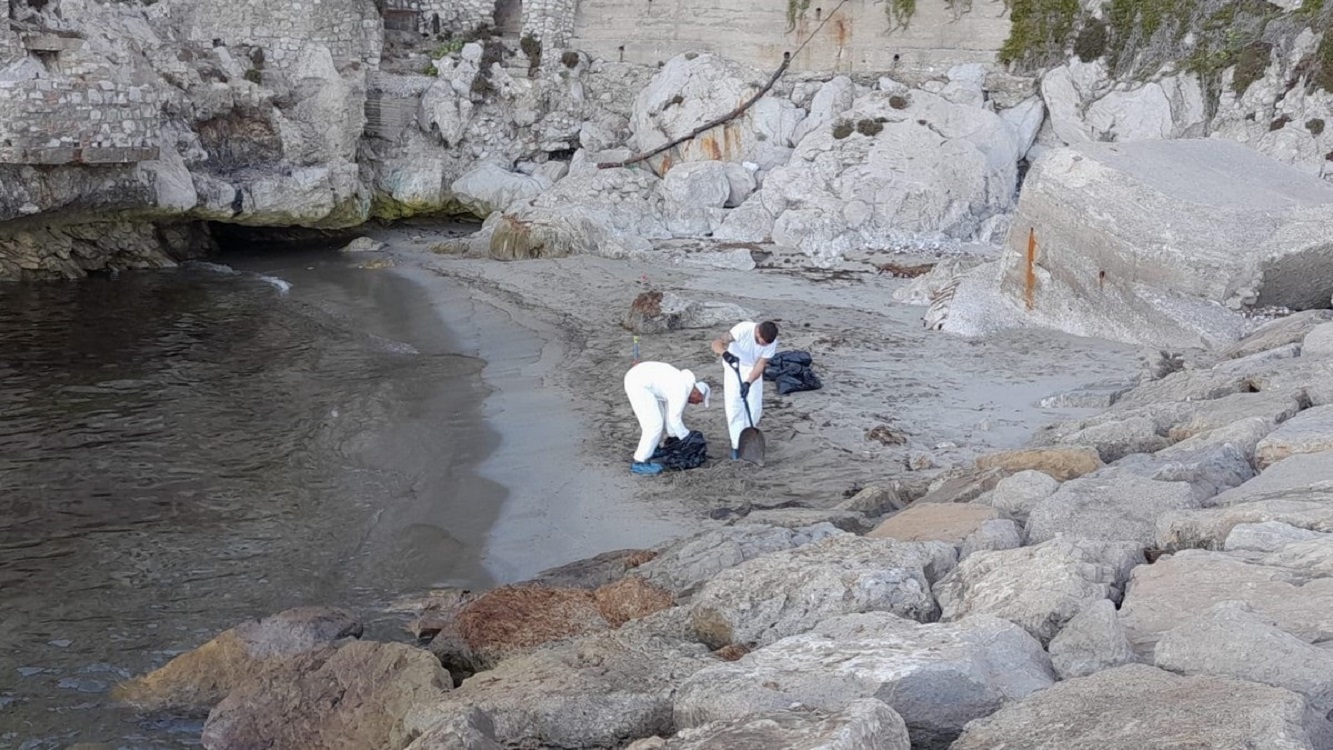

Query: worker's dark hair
left=758, top=320, right=779, bottom=344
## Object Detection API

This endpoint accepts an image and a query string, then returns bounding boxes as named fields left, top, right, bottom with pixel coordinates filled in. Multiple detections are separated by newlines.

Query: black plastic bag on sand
left=651, top=431, right=708, bottom=471
left=764, top=350, right=822, bottom=395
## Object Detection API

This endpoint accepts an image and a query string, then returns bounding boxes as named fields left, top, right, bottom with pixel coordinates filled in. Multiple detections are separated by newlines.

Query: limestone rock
left=942, top=140, right=1333, bottom=349
left=974, top=447, right=1103, bottom=481
left=740, top=507, right=873, bottom=534
left=661, top=161, right=731, bottom=209
left=630, top=53, right=801, bottom=176
left=1224, top=521, right=1326, bottom=553
left=1112, top=440, right=1255, bottom=502
left=1221, top=309, right=1333, bottom=359
left=453, top=585, right=608, bottom=670
left=674, top=612, right=1054, bottom=749
left=622, top=290, right=756, bottom=335
left=866, top=503, right=997, bottom=544
left=450, top=163, right=550, bottom=217
left=723, top=88, right=1022, bottom=263
left=951, top=664, right=1322, bottom=750
left=342, top=237, right=386, bottom=253
left=688, top=535, right=955, bottom=649
left=403, top=609, right=714, bottom=750
left=1155, top=601, right=1333, bottom=734
left=1256, top=405, right=1333, bottom=469
left=1047, top=599, right=1136, bottom=680
left=915, top=467, right=1007, bottom=504
left=402, top=708, right=502, bottom=750
left=1302, top=322, right=1333, bottom=358
left=113, top=607, right=362, bottom=713
left=790, top=75, right=856, bottom=145
left=1118, top=550, right=1333, bottom=652
left=637, top=699, right=910, bottom=750
left=200, top=641, right=449, bottom=750
left=959, top=519, right=1024, bottom=559
left=1025, top=469, right=1198, bottom=546
left=635, top=523, right=844, bottom=597
left=933, top=538, right=1139, bottom=645
left=986, top=469, right=1060, bottom=520
left=833, top=483, right=909, bottom=516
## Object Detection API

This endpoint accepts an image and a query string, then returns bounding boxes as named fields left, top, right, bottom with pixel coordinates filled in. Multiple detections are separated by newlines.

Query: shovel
left=726, top=356, right=766, bottom=466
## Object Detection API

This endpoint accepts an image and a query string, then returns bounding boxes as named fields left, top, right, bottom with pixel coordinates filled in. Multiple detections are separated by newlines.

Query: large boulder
left=450, top=163, right=550, bottom=217
left=1220, top=309, right=1333, bottom=360
left=939, top=140, right=1333, bottom=349
left=629, top=699, right=909, bottom=750
left=1155, top=602, right=1333, bottom=736
left=200, top=641, right=449, bottom=750
left=622, top=291, right=756, bottom=335
left=673, top=612, right=1054, bottom=750
left=113, top=607, right=362, bottom=713
left=933, top=538, right=1141, bottom=645
left=403, top=608, right=715, bottom=749
left=1047, top=599, right=1136, bottom=680
left=866, top=503, right=998, bottom=544
left=951, top=664, right=1323, bottom=750
left=974, top=446, right=1103, bottom=481
left=985, top=469, right=1061, bottom=521
left=629, top=53, right=802, bottom=176
left=1117, top=550, right=1333, bottom=653
left=634, top=523, right=844, bottom=597
left=1025, top=469, right=1198, bottom=546
left=1256, top=406, right=1333, bottom=469
left=688, top=535, right=955, bottom=649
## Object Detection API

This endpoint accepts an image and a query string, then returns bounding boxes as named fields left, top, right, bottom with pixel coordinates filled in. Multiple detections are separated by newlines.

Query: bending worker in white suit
left=623, top=361, right=711, bottom=475
left=710, top=320, right=779, bottom=459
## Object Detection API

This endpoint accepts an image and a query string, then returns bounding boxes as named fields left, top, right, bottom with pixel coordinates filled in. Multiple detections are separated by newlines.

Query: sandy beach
left=367, top=223, right=1147, bottom=571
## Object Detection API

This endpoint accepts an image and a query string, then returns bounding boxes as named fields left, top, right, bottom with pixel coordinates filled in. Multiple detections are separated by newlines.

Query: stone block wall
left=0, top=80, right=160, bottom=165
left=570, top=0, right=1011, bottom=73
left=177, top=0, right=384, bottom=71
left=523, top=0, right=577, bottom=50
left=404, top=0, right=498, bottom=36
left=0, top=28, right=23, bottom=68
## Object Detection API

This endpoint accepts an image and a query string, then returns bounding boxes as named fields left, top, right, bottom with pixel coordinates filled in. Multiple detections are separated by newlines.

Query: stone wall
left=523, top=0, right=578, bottom=50
left=569, top=0, right=1011, bottom=73
left=383, top=0, right=498, bottom=37
left=175, top=0, right=384, bottom=71
left=0, top=79, right=160, bottom=165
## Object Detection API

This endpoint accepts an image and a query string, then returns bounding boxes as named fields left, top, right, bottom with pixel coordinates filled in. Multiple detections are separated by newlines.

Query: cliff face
left=0, top=0, right=1328, bottom=279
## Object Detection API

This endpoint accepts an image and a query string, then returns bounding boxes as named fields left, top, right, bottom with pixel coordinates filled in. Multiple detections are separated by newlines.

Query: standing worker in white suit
left=623, top=361, right=711, bottom=475
left=710, top=320, right=779, bottom=459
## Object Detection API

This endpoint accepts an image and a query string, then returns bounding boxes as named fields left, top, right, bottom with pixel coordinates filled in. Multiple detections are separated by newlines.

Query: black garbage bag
left=651, top=430, right=709, bottom=470
left=764, top=350, right=822, bottom=395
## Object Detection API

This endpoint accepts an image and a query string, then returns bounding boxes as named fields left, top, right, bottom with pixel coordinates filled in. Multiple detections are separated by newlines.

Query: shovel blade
left=737, top=427, right=766, bottom=467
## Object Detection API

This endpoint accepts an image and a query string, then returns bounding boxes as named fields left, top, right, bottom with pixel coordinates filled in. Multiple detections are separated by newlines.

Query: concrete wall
left=570, top=0, right=1011, bottom=73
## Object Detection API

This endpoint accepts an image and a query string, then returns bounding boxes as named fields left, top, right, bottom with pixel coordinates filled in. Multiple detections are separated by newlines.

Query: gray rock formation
left=688, top=535, right=955, bottom=649
left=951, top=664, right=1323, bottom=750
left=1025, top=469, right=1197, bottom=546
left=1047, top=599, right=1136, bottom=680
left=628, top=699, right=910, bottom=750
left=634, top=523, right=844, bottom=597
left=939, top=140, right=1333, bottom=348
left=673, top=612, right=1054, bottom=750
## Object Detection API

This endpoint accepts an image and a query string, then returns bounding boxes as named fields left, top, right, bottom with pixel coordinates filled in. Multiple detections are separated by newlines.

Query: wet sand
left=364, top=224, right=1148, bottom=524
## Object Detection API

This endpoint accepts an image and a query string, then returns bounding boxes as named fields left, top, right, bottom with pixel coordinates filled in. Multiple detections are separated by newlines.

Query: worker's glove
left=722, top=352, right=739, bottom=365
left=739, top=381, right=751, bottom=399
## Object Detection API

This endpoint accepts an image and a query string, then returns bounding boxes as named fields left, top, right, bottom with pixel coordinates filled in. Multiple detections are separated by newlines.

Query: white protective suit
left=722, top=321, right=777, bottom=449
left=623, top=362, right=710, bottom=462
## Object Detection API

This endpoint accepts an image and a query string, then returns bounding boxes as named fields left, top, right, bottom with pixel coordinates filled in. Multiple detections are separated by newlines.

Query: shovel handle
left=726, top=357, right=757, bottom=429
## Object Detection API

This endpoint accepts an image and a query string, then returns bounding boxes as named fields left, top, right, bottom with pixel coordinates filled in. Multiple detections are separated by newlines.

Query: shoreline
left=385, top=260, right=702, bottom=585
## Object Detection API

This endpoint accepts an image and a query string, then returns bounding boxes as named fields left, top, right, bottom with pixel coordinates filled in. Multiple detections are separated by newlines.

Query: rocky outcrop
left=951, top=664, right=1325, bottom=750
left=200, top=641, right=449, bottom=750
left=939, top=139, right=1333, bottom=348
left=1047, top=599, right=1136, bottom=680
left=114, top=607, right=362, bottom=713
left=674, top=612, right=1054, bottom=750
left=687, top=535, right=955, bottom=649
left=629, top=699, right=910, bottom=750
